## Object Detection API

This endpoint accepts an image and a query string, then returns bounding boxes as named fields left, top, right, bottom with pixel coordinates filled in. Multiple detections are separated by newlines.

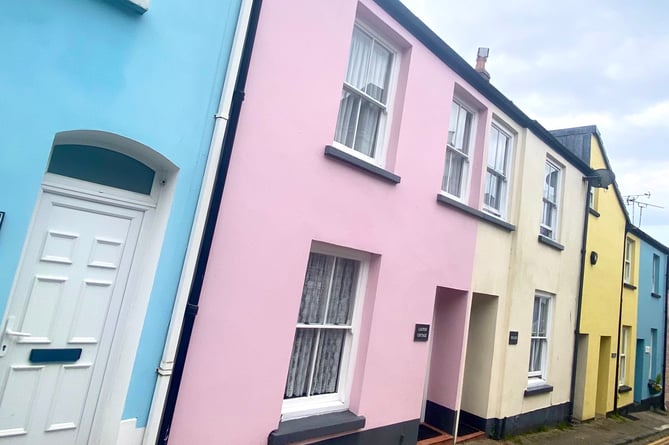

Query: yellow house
left=552, top=125, right=636, bottom=420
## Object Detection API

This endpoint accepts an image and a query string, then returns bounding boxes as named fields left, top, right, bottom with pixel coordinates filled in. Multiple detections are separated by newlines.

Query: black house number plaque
left=414, top=324, right=430, bottom=342
left=509, top=331, right=518, bottom=345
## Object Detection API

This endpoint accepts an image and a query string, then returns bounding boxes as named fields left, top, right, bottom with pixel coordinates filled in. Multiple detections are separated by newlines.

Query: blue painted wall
left=0, top=0, right=241, bottom=426
left=634, top=238, right=667, bottom=402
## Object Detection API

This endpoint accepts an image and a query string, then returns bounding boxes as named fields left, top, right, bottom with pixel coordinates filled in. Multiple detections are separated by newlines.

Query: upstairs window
left=442, top=101, right=475, bottom=199
left=334, top=25, right=395, bottom=165
left=624, top=238, right=634, bottom=284
left=484, top=124, right=511, bottom=216
left=540, top=160, right=561, bottom=239
left=652, top=254, right=660, bottom=294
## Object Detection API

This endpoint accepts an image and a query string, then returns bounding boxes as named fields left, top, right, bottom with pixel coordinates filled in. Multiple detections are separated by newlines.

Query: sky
left=401, top=0, right=669, bottom=246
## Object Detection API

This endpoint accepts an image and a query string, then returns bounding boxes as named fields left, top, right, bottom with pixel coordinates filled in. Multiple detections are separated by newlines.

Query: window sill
left=623, top=282, right=637, bottom=290
left=268, top=410, right=365, bottom=445
left=589, top=208, right=601, bottom=218
left=538, top=234, right=565, bottom=251
left=618, top=385, right=632, bottom=394
left=651, top=292, right=662, bottom=299
left=524, top=383, right=554, bottom=397
left=324, top=145, right=400, bottom=184
left=114, top=0, right=149, bottom=13
left=436, top=194, right=516, bottom=232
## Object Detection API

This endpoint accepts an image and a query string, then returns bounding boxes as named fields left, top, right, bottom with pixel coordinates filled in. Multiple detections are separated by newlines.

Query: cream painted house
left=458, top=111, right=591, bottom=438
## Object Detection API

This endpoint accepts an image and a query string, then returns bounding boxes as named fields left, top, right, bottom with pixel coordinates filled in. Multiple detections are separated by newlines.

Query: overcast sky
left=401, top=0, right=669, bottom=246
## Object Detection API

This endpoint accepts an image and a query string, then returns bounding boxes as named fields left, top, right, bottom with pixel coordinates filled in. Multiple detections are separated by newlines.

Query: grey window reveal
left=48, top=144, right=155, bottom=195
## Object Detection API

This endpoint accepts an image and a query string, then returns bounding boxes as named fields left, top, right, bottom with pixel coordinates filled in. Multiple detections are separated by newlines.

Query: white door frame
left=1, top=130, right=177, bottom=445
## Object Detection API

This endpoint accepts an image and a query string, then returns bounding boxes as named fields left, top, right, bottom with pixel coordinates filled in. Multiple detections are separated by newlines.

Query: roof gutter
left=155, top=0, right=263, bottom=442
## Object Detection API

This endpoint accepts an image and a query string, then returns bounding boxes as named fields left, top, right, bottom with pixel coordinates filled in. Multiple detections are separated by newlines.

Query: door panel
left=0, top=192, right=144, bottom=444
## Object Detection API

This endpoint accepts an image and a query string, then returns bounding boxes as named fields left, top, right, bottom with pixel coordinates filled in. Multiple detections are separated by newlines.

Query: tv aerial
left=624, top=192, right=663, bottom=226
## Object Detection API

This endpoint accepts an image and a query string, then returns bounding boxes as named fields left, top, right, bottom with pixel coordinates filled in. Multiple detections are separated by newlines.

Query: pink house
left=165, top=0, right=557, bottom=444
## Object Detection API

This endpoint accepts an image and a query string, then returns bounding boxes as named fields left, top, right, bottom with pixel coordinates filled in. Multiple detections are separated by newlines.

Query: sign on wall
left=414, top=324, right=430, bottom=342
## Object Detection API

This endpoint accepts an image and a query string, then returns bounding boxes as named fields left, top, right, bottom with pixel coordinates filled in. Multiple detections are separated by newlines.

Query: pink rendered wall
left=169, top=0, right=493, bottom=443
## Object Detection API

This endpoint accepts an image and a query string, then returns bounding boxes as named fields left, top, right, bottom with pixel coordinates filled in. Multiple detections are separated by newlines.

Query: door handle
left=4, top=316, right=31, bottom=338
left=6, top=327, right=31, bottom=337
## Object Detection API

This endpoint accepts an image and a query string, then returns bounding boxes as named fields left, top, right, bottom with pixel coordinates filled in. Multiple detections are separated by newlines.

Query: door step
left=417, top=423, right=453, bottom=445
left=417, top=422, right=486, bottom=445
left=457, top=429, right=486, bottom=442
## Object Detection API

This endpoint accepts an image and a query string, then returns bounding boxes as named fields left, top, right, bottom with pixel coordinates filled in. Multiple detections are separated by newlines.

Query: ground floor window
left=529, top=293, right=552, bottom=384
left=282, top=248, right=367, bottom=418
left=619, top=326, right=631, bottom=386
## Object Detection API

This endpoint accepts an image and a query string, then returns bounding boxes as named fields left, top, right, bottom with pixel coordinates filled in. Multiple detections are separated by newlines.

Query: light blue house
left=0, top=1, right=252, bottom=443
left=630, top=226, right=668, bottom=408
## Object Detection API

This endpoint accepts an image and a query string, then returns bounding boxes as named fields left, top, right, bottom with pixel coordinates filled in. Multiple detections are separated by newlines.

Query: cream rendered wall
left=467, top=115, right=586, bottom=423
left=465, top=111, right=522, bottom=419
left=573, top=134, right=627, bottom=420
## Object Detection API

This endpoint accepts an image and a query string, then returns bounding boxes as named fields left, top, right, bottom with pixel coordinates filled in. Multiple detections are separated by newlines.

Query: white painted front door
left=0, top=191, right=144, bottom=445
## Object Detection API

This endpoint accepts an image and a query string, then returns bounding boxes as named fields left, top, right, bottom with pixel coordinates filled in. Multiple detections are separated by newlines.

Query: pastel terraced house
left=552, top=126, right=634, bottom=420
left=628, top=227, right=668, bottom=409
left=166, top=1, right=605, bottom=444
left=168, top=1, right=481, bottom=443
left=460, top=112, right=590, bottom=438
left=0, top=1, right=253, bottom=443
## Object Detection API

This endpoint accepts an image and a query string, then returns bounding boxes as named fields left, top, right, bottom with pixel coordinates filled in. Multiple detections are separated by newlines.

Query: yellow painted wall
left=572, top=134, right=630, bottom=420
left=463, top=109, right=586, bottom=422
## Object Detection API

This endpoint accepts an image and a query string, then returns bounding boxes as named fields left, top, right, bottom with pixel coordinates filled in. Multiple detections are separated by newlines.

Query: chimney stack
left=475, top=47, right=491, bottom=81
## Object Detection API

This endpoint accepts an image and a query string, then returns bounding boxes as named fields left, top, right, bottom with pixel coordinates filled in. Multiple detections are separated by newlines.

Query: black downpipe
left=613, top=226, right=629, bottom=412
left=662, top=257, right=668, bottom=408
left=156, top=1, right=263, bottom=442
left=569, top=184, right=592, bottom=419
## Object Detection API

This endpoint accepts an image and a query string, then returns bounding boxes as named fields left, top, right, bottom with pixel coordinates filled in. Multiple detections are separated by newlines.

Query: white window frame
left=332, top=22, right=399, bottom=168
left=441, top=100, right=476, bottom=201
left=528, top=293, right=552, bottom=386
left=483, top=122, right=512, bottom=217
left=619, top=326, right=630, bottom=386
left=652, top=254, right=660, bottom=294
left=281, top=244, right=369, bottom=420
left=540, top=159, right=562, bottom=240
left=588, top=187, right=596, bottom=210
left=624, top=238, right=634, bottom=284
left=649, top=328, right=658, bottom=380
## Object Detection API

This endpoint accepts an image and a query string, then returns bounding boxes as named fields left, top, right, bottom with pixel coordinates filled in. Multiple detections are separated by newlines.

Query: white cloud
left=400, top=0, right=669, bottom=233
left=624, top=100, right=669, bottom=128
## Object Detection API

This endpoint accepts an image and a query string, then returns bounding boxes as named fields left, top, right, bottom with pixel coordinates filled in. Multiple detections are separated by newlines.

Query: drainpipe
left=663, top=255, right=668, bottom=408
left=613, top=225, right=629, bottom=412
left=569, top=183, right=591, bottom=419
left=154, top=0, right=263, bottom=443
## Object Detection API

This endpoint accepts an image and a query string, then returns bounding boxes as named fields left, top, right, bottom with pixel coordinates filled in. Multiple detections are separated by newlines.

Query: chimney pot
left=475, top=47, right=491, bottom=81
